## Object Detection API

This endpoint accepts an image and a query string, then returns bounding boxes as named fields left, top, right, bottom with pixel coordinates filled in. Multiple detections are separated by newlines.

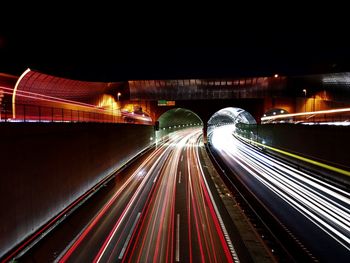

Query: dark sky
left=1, top=14, right=349, bottom=81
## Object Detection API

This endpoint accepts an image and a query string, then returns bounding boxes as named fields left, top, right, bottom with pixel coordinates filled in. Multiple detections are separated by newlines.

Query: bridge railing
left=0, top=103, right=152, bottom=125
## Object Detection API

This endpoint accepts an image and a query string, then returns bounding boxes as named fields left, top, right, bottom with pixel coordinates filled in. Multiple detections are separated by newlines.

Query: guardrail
left=0, top=103, right=151, bottom=125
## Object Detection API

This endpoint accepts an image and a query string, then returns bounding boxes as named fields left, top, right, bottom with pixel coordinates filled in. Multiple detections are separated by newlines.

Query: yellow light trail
left=236, top=134, right=350, bottom=177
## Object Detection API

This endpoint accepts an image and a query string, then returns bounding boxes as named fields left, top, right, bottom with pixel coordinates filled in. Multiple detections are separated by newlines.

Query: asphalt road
left=125, top=128, right=235, bottom=263
left=16, top=128, right=237, bottom=263
left=209, top=125, right=350, bottom=263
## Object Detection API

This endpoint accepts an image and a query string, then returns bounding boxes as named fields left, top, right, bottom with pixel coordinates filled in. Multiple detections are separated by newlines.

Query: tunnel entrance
left=207, top=107, right=256, bottom=138
left=155, top=108, right=203, bottom=140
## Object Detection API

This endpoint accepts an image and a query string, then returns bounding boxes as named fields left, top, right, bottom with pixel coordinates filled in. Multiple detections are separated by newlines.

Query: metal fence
left=0, top=103, right=149, bottom=124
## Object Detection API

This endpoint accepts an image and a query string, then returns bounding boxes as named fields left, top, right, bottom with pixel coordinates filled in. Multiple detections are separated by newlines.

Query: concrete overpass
left=3, top=69, right=350, bottom=124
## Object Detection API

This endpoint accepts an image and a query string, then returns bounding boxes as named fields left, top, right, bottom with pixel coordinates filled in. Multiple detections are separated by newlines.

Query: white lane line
left=153, top=175, right=158, bottom=183
left=196, top=144, right=240, bottom=262
left=178, top=171, right=182, bottom=184
left=95, top=147, right=172, bottom=263
left=176, top=213, right=180, bottom=262
left=118, top=212, right=141, bottom=260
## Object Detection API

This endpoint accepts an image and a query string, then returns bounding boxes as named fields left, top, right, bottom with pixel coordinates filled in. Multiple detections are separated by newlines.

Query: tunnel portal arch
left=155, top=108, right=203, bottom=140
left=207, top=107, right=256, bottom=136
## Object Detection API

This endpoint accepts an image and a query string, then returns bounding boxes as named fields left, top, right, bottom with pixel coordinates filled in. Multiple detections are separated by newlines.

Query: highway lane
left=125, top=128, right=235, bottom=263
left=209, top=125, right=350, bottom=262
left=53, top=127, right=236, bottom=262
left=57, top=133, right=179, bottom=262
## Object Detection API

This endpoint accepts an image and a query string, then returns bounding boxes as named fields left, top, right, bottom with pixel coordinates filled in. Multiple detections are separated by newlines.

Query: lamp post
left=117, top=92, right=121, bottom=101
left=302, top=89, right=307, bottom=113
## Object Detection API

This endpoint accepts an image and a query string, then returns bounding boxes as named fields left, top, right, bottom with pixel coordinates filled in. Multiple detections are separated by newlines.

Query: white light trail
left=261, top=107, right=350, bottom=122
left=210, top=125, right=350, bottom=251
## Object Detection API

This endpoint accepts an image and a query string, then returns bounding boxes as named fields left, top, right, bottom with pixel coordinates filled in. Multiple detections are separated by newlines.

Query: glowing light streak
left=59, top=145, right=168, bottom=262
left=211, top=126, right=350, bottom=251
left=12, top=68, right=31, bottom=118
left=261, top=107, right=350, bottom=122
left=237, top=134, right=350, bottom=177
left=187, top=158, right=206, bottom=262
left=125, top=132, right=193, bottom=262
left=118, top=212, right=141, bottom=259
left=3, top=86, right=104, bottom=110
left=94, top=145, right=173, bottom=263
left=194, top=138, right=239, bottom=262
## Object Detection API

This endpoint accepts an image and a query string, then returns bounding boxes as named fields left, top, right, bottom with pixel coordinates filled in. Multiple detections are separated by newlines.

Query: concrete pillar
left=202, top=122, right=208, bottom=143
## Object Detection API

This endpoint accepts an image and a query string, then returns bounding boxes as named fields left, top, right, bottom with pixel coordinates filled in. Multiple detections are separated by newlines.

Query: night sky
left=1, top=15, right=349, bottom=81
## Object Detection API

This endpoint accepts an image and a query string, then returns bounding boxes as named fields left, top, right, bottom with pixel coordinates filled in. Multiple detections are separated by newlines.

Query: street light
left=117, top=92, right=121, bottom=101
left=303, top=89, right=307, bottom=113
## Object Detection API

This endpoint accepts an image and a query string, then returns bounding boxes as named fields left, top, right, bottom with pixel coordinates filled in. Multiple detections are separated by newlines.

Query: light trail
left=54, top=128, right=237, bottom=262
left=210, top=125, right=350, bottom=253
left=12, top=68, right=31, bottom=118
left=261, top=107, right=350, bottom=122
left=2, top=87, right=104, bottom=110
left=126, top=128, right=236, bottom=262
left=237, top=134, right=350, bottom=177
left=59, top=142, right=174, bottom=262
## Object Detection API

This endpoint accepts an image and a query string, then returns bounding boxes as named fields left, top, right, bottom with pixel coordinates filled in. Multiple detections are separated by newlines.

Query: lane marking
left=196, top=144, right=240, bottom=262
left=153, top=175, right=158, bottom=183
left=178, top=171, right=182, bottom=184
left=176, top=213, right=180, bottom=262
left=118, top=212, right=141, bottom=260
left=181, top=155, right=183, bottom=162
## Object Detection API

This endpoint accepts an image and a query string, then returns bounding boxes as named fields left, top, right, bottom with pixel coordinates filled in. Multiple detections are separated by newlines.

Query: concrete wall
left=0, top=123, right=154, bottom=258
left=256, top=124, right=350, bottom=169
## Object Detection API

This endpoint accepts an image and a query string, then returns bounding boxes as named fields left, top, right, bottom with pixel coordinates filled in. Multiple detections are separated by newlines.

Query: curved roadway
left=209, top=125, right=350, bottom=262
left=55, top=128, right=236, bottom=263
